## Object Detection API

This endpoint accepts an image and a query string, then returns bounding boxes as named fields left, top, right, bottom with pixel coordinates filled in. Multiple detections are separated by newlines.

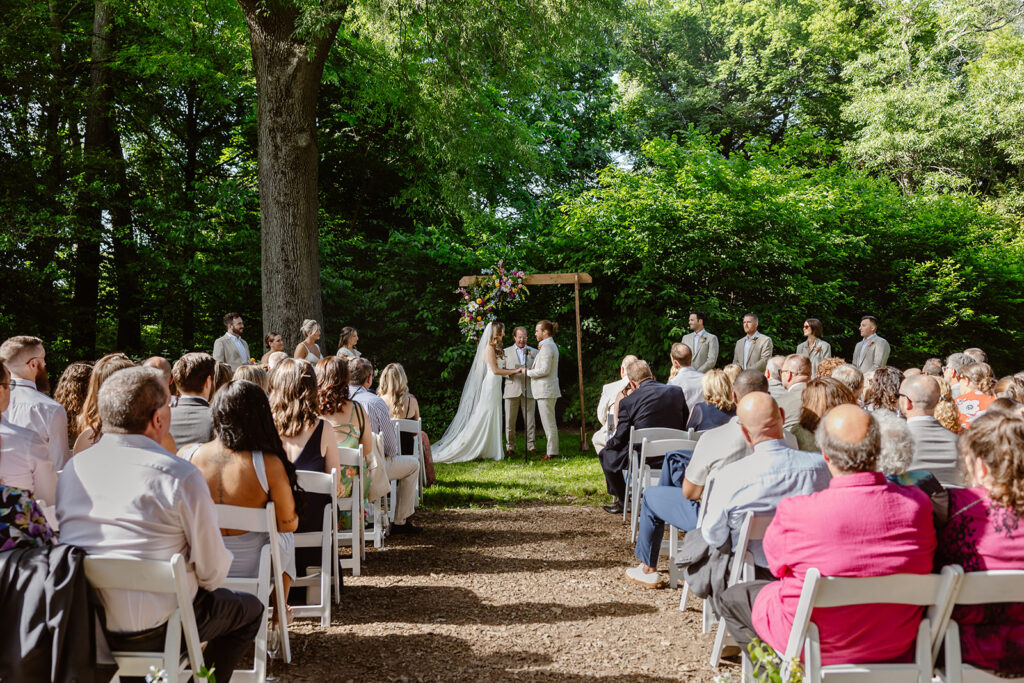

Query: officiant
left=501, top=326, right=537, bottom=455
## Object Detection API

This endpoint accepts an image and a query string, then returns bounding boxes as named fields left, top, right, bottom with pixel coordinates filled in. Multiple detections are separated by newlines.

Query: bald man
left=592, top=355, right=637, bottom=452
left=718, top=405, right=936, bottom=664
left=900, top=375, right=962, bottom=487
left=700, top=393, right=830, bottom=568
left=775, top=354, right=810, bottom=430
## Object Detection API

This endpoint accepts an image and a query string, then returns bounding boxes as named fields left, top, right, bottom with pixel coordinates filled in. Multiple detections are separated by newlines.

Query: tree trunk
left=110, top=128, right=142, bottom=353
left=71, top=0, right=113, bottom=359
left=236, top=2, right=342, bottom=347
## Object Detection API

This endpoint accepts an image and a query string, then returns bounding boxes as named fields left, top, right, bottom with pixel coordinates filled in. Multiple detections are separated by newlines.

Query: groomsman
left=502, top=326, right=537, bottom=454
left=681, top=310, right=719, bottom=372
left=212, top=312, right=251, bottom=371
left=852, top=315, right=890, bottom=373
left=732, top=313, right=773, bottom=373
left=527, top=320, right=561, bottom=460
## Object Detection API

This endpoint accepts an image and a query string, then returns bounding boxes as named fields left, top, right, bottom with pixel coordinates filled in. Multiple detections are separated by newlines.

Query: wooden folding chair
left=292, top=468, right=338, bottom=627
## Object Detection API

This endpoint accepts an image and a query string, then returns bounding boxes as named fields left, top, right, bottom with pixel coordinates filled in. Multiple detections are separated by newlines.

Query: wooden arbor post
left=458, top=272, right=593, bottom=451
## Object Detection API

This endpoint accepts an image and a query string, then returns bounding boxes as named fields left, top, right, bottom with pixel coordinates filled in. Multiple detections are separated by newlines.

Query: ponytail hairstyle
left=537, top=320, right=558, bottom=336
left=932, top=376, right=963, bottom=434
left=962, top=362, right=996, bottom=395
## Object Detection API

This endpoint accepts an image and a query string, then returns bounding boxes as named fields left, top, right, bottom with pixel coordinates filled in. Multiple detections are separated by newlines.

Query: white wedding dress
left=432, top=323, right=505, bottom=463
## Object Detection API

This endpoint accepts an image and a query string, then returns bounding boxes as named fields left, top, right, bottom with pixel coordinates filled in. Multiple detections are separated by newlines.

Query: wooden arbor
left=458, top=272, right=593, bottom=451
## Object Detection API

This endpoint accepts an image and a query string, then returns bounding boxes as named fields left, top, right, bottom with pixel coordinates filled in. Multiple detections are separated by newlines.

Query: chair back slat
left=812, top=573, right=946, bottom=608
left=215, top=504, right=272, bottom=533
left=83, top=556, right=176, bottom=591
left=296, top=469, right=334, bottom=495
left=955, top=570, right=1024, bottom=604
left=640, top=437, right=697, bottom=460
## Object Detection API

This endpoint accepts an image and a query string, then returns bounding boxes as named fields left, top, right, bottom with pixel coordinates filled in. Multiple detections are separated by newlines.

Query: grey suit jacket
left=852, top=336, right=891, bottom=373
left=775, top=383, right=805, bottom=430
left=212, top=333, right=250, bottom=371
left=501, top=344, right=537, bottom=399
left=906, top=416, right=963, bottom=487
left=169, top=396, right=214, bottom=448
left=732, top=333, right=773, bottom=372
left=682, top=332, right=719, bottom=372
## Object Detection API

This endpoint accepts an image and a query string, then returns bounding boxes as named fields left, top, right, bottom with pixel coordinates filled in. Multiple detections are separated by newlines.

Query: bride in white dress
left=432, top=322, right=523, bottom=463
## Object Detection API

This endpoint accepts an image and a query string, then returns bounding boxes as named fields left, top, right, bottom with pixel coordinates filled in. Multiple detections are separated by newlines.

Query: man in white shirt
left=0, top=335, right=70, bottom=469
left=681, top=310, right=719, bottom=372
left=502, top=326, right=537, bottom=454
left=0, top=359, right=56, bottom=503
left=668, top=343, right=704, bottom=410
left=57, top=366, right=262, bottom=681
left=348, top=357, right=422, bottom=534
left=591, top=355, right=636, bottom=452
left=852, top=315, right=891, bottom=373
left=212, top=312, right=252, bottom=371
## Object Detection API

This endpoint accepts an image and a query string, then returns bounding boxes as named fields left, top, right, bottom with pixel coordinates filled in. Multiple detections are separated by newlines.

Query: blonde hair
left=960, top=412, right=1024, bottom=515
left=300, top=319, right=320, bottom=338
left=268, top=358, right=319, bottom=437
left=933, top=376, right=963, bottom=434
left=233, top=364, right=268, bottom=391
left=78, top=353, right=137, bottom=437
left=701, top=370, right=734, bottom=411
left=378, top=363, right=410, bottom=418
left=722, top=363, right=742, bottom=383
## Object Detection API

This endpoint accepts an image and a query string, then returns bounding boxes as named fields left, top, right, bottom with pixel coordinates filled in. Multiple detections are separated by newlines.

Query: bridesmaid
left=261, top=332, right=284, bottom=365
left=336, top=327, right=360, bottom=360
left=294, top=319, right=323, bottom=364
left=795, top=318, right=832, bottom=377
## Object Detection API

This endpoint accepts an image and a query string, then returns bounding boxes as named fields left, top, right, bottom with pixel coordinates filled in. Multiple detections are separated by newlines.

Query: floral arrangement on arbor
left=456, top=262, right=529, bottom=340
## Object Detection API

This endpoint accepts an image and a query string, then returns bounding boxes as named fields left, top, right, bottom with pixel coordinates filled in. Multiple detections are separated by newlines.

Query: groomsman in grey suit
left=681, top=310, right=719, bottom=372
left=899, top=374, right=963, bottom=487
left=526, top=320, right=561, bottom=459
left=502, top=326, right=538, bottom=454
left=852, top=315, right=890, bottom=373
left=212, top=312, right=252, bottom=371
left=731, top=313, right=773, bottom=373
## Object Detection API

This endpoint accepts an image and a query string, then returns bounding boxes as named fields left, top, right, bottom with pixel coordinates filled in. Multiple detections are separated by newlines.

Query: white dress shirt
left=5, top=378, right=69, bottom=470
left=515, top=345, right=527, bottom=366
left=743, top=335, right=755, bottom=368
left=229, top=333, right=249, bottom=363
left=0, top=416, right=57, bottom=504
left=669, top=366, right=705, bottom=409
left=57, top=433, right=232, bottom=632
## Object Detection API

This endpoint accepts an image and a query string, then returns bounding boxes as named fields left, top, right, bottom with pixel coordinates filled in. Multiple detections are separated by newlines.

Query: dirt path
left=272, top=505, right=737, bottom=681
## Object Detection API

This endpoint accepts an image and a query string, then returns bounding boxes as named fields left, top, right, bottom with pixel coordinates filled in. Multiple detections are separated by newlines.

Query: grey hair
left=98, top=366, right=168, bottom=434
left=766, top=356, right=786, bottom=380
left=625, top=358, right=654, bottom=383
left=300, top=319, right=320, bottom=337
left=872, top=409, right=915, bottom=476
left=349, top=357, right=374, bottom=385
left=815, top=407, right=881, bottom=473
left=620, top=354, right=638, bottom=370
left=267, top=351, right=288, bottom=371
left=831, top=364, right=864, bottom=397
left=945, top=352, right=972, bottom=374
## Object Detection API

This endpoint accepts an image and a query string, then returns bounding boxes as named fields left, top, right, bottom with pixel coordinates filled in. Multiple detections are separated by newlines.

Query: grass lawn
left=423, top=430, right=609, bottom=509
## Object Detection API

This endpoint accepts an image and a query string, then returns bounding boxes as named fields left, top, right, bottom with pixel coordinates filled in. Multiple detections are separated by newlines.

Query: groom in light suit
left=502, top=326, right=538, bottom=454
left=526, top=320, right=561, bottom=460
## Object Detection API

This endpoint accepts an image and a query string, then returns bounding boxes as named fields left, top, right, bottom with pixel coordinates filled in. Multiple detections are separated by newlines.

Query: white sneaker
left=626, top=564, right=664, bottom=588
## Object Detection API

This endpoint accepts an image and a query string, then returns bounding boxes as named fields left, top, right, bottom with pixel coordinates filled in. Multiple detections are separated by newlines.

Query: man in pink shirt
left=717, top=404, right=937, bottom=664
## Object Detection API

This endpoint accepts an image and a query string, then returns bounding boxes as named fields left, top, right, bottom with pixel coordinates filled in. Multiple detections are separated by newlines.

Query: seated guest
left=937, top=411, right=1024, bottom=675
left=934, top=377, right=965, bottom=434
left=379, top=362, right=436, bottom=486
left=944, top=352, right=972, bottom=398
left=0, top=360, right=56, bottom=504
left=873, top=409, right=917, bottom=479
left=186, top=380, right=299, bottom=609
left=776, top=354, right=811, bottom=430
left=765, top=355, right=787, bottom=401
left=316, top=356, right=375, bottom=528
left=701, top=393, right=830, bottom=571
left=994, top=375, right=1024, bottom=402
left=963, top=347, right=987, bottom=364
left=668, top=343, right=704, bottom=410
left=598, top=359, right=687, bottom=514
left=268, top=359, right=341, bottom=575
left=830, top=363, right=864, bottom=400
left=864, top=366, right=902, bottom=413
left=789, top=377, right=857, bottom=451
left=232, top=364, right=268, bottom=391
left=626, top=371, right=787, bottom=587
left=904, top=367, right=922, bottom=377
left=169, top=352, right=217, bottom=448
left=685, top=369, right=735, bottom=432
left=266, top=351, right=288, bottom=372
left=336, top=326, right=361, bottom=360
left=717, top=405, right=936, bottom=663
left=57, top=367, right=262, bottom=682
left=260, top=332, right=284, bottom=366
left=73, top=353, right=139, bottom=455
left=0, top=336, right=70, bottom=469
left=53, top=361, right=93, bottom=447
left=795, top=318, right=831, bottom=376
left=899, top=374, right=962, bottom=487
left=722, top=363, right=742, bottom=383
left=922, top=358, right=943, bottom=377
left=591, top=355, right=636, bottom=452
left=815, top=356, right=845, bottom=378
left=213, top=362, right=233, bottom=396
left=955, top=362, right=996, bottom=428
left=348, top=357, right=422, bottom=533
left=143, top=356, right=173, bottom=394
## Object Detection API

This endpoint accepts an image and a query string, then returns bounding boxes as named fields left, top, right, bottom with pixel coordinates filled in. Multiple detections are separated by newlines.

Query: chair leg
left=702, top=597, right=715, bottom=634
left=679, top=581, right=690, bottom=611
left=709, top=616, right=728, bottom=668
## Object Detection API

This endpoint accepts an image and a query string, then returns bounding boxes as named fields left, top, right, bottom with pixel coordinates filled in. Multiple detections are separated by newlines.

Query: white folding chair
left=215, top=502, right=291, bottom=675
left=292, top=468, right=338, bottom=627
left=632, top=436, right=697, bottom=543
left=336, top=445, right=364, bottom=578
left=709, top=510, right=776, bottom=669
left=83, top=553, right=205, bottom=682
left=623, top=426, right=689, bottom=522
left=779, top=564, right=963, bottom=682
left=392, top=418, right=425, bottom=503
left=938, top=569, right=1024, bottom=683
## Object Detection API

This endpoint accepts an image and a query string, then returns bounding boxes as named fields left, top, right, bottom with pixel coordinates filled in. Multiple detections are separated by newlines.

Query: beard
left=35, top=364, right=50, bottom=394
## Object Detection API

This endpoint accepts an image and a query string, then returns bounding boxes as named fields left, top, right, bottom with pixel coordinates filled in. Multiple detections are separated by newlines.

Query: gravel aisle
left=272, top=504, right=737, bottom=681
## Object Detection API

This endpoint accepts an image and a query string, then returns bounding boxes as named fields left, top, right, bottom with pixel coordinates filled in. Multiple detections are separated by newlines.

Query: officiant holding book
left=502, top=326, right=537, bottom=455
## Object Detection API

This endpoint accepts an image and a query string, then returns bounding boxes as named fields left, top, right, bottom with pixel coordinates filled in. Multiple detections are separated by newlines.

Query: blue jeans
left=634, top=485, right=700, bottom=569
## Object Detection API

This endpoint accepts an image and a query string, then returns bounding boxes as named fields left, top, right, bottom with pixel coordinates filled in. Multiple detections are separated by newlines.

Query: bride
left=432, top=322, right=523, bottom=463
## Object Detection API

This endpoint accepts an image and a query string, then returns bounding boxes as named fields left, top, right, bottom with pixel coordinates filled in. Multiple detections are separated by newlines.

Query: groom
left=526, top=320, right=560, bottom=460
left=502, top=326, right=537, bottom=455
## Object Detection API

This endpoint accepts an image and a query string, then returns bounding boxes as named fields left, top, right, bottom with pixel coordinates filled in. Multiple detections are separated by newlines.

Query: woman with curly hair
left=53, top=361, right=93, bottom=446
left=956, top=362, right=997, bottom=429
left=936, top=412, right=1024, bottom=676
left=863, top=366, right=902, bottom=413
left=814, top=356, right=845, bottom=379
left=790, top=377, right=857, bottom=450
left=933, top=376, right=964, bottom=434
left=685, top=369, right=736, bottom=431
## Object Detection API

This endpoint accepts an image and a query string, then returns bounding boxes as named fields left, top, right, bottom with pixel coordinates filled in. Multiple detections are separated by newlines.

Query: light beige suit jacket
left=212, top=333, right=250, bottom=371
left=527, top=340, right=561, bottom=399
left=501, top=344, right=537, bottom=398
left=732, top=332, right=773, bottom=372
left=852, top=335, right=891, bottom=373
left=682, top=331, right=719, bottom=372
